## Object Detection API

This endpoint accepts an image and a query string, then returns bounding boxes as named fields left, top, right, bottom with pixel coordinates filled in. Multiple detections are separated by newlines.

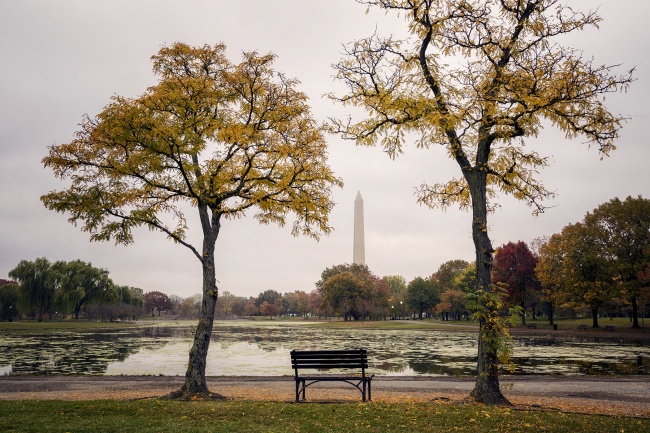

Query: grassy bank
left=2, top=315, right=647, bottom=336
left=1, top=400, right=648, bottom=433
left=310, top=318, right=477, bottom=331
left=0, top=320, right=140, bottom=333
left=307, top=316, right=649, bottom=334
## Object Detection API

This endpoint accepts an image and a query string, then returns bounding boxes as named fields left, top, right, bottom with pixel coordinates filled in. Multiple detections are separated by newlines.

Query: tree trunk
left=168, top=210, right=225, bottom=400
left=467, top=170, right=510, bottom=406
left=591, top=307, right=600, bottom=328
left=548, top=302, right=554, bottom=326
left=471, top=321, right=510, bottom=405
left=631, top=296, right=640, bottom=329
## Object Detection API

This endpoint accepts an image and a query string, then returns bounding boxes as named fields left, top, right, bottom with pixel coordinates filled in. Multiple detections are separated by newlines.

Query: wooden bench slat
left=291, top=356, right=367, bottom=361
left=292, top=364, right=368, bottom=370
left=292, top=349, right=366, bottom=354
left=291, top=356, right=367, bottom=362
left=292, top=353, right=367, bottom=358
left=298, top=375, right=364, bottom=380
left=292, top=356, right=368, bottom=364
left=291, top=352, right=367, bottom=358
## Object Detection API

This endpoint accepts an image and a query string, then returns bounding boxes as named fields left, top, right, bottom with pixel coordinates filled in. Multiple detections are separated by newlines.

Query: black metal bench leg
left=301, top=379, right=306, bottom=401
left=295, top=379, right=300, bottom=402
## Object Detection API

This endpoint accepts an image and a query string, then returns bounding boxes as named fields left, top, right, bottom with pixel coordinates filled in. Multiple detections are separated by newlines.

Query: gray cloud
left=1, top=0, right=648, bottom=298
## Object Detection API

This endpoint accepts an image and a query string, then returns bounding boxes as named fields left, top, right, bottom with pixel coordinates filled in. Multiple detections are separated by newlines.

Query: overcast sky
left=1, top=0, right=648, bottom=299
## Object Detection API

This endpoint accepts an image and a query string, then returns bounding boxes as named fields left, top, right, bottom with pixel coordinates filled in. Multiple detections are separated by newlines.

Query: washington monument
left=353, top=191, right=365, bottom=265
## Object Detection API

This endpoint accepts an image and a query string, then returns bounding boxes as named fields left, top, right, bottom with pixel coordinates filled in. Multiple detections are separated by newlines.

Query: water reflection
left=1, top=321, right=648, bottom=376
left=0, top=331, right=144, bottom=375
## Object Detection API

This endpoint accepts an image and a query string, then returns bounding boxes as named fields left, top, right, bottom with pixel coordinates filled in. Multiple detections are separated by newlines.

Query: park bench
left=527, top=323, right=537, bottom=329
left=577, top=324, right=588, bottom=330
left=290, top=348, right=374, bottom=402
left=604, top=325, right=615, bottom=332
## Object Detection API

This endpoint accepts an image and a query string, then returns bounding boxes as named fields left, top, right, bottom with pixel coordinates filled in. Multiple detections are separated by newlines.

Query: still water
left=1, top=321, right=649, bottom=376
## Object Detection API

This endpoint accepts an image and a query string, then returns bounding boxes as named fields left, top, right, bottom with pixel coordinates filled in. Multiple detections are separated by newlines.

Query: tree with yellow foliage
left=330, top=0, right=633, bottom=405
left=41, top=43, right=342, bottom=399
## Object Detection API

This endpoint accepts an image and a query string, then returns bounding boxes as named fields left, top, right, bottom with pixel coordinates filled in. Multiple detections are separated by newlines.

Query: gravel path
left=1, top=375, right=649, bottom=418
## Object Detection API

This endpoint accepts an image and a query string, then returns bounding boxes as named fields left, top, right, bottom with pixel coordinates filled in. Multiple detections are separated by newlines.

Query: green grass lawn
left=310, top=318, right=477, bottom=331
left=0, top=400, right=647, bottom=433
left=4, top=314, right=648, bottom=340
left=3, top=315, right=647, bottom=334
left=0, top=320, right=140, bottom=333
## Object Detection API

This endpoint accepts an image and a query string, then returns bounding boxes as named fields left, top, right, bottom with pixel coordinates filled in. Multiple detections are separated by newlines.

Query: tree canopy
left=317, top=263, right=389, bottom=320
left=41, top=42, right=342, bottom=399
left=405, top=276, right=436, bottom=319
left=9, top=258, right=58, bottom=322
left=143, top=291, right=174, bottom=316
left=55, top=259, right=114, bottom=320
left=584, top=196, right=650, bottom=328
left=6, top=258, right=141, bottom=321
left=537, top=221, right=614, bottom=328
left=43, top=43, right=341, bottom=252
left=492, top=241, right=539, bottom=325
left=536, top=196, right=650, bottom=328
left=432, top=260, right=470, bottom=290
left=0, top=280, right=19, bottom=322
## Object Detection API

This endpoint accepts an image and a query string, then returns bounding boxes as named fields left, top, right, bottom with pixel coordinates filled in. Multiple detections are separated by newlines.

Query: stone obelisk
left=353, top=191, right=365, bottom=265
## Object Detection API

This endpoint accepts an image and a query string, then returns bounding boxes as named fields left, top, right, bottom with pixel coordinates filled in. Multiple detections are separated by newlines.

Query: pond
left=1, top=321, right=649, bottom=376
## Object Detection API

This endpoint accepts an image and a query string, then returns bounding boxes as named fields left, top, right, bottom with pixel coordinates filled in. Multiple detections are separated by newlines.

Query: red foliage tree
left=143, top=291, right=173, bottom=316
left=492, top=241, right=539, bottom=325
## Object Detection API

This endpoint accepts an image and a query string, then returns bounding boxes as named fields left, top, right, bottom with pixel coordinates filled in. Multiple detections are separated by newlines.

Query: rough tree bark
left=465, top=170, right=511, bottom=406
left=167, top=209, right=225, bottom=400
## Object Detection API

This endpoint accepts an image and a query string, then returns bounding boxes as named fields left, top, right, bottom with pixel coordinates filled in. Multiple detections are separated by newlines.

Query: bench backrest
left=291, top=349, right=369, bottom=373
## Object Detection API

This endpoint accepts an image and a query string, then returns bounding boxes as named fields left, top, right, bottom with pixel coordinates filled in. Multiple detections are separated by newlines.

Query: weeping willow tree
left=330, top=0, right=633, bottom=404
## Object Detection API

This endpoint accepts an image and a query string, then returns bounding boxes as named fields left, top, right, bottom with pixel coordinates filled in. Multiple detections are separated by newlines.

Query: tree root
left=162, top=389, right=228, bottom=401
left=470, top=388, right=512, bottom=407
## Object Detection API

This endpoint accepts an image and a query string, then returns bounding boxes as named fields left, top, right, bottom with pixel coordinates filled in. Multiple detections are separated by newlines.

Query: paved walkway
left=1, top=375, right=649, bottom=417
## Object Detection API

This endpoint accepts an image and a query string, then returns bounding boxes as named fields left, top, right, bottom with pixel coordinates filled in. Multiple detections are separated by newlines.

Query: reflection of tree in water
left=215, top=339, right=237, bottom=350
left=517, top=337, right=560, bottom=347
left=407, top=359, right=476, bottom=375
left=141, top=326, right=192, bottom=339
left=369, top=345, right=476, bottom=375
left=0, top=329, right=173, bottom=375
left=515, top=355, right=645, bottom=376
left=212, top=326, right=288, bottom=353
left=513, top=336, right=650, bottom=376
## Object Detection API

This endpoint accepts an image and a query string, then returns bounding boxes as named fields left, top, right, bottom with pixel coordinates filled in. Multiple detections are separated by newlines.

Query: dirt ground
left=1, top=375, right=648, bottom=418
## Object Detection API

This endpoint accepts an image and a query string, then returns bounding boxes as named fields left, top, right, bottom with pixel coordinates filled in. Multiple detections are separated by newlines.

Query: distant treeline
left=3, top=196, right=648, bottom=326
